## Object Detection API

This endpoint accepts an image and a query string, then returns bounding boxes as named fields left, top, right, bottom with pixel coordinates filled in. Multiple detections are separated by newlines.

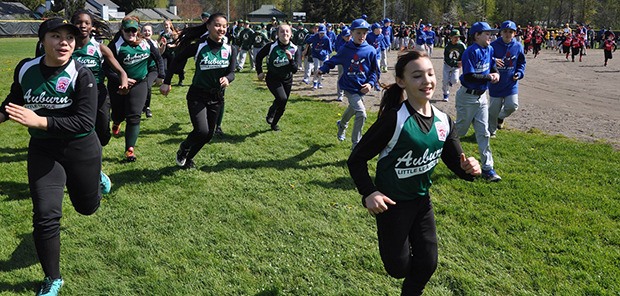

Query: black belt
left=465, top=88, right=486, bottom=96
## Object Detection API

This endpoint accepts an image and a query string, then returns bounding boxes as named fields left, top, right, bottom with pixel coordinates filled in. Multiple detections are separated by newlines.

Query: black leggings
left=266, top=75, right=293, bottom=126
left=144, top=70, right=158, bottom=109
left=28, top=133, right=102, bottom=278
left=109, top=79, right=148, bottom=149
left=181, top=94, right=223, bottom=160
left=375, top=196, right=438, bottom=296
left=95, top=83, right=111, bottom=146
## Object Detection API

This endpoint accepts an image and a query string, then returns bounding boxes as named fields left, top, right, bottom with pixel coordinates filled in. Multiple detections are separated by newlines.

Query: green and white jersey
left=73, top=37, right=103, bottom=83
left=444, top=41, right=466, bottom=68
left=193, top=41, right=233, bottom=90
left=375, top=105, right=450, bottom=200
left=266, top=42, right=297, bottom=77
left=113, top=38, right=153, bottom=80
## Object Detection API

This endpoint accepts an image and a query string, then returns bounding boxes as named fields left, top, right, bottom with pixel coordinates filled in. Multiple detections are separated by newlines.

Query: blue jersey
left=366, top=32, right=385, bottom=58
left=335, top=32, right=349, bottom=52
left=425, top=30, right=436, bottom=45
left=327, top=31, right=337, bottom=51
left=381, top=25, right=393, bottom=46
left=488, top=38, right=526, bottom=97
left=307, top=33, right=332, bottom=60
left=459, top=43, right=495, bottom=91
left=319, top=40, right=378, bottom=95
left=416, top=28, right=426, bottom=45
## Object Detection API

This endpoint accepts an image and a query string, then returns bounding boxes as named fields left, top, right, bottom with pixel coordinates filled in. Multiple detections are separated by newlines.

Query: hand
left=285, top=50, right=293, bottom=60
left=257, top=73, right=265, bottom=81
left=364, top=191, right=396, bottom=215
left=495, top=58, right=505, bottom=68
left=489, top=73, right=500, bottom=84
left=513, top=73, right=520, bottom=81
left=219, top=77, right=230, bottom=88
left=5, top=103, right=47, bottom=129
left=360, top=83, right=372, bottom=94
left=127, top=78, right=137, bottom=88
left=460, top=153, right=481, bottom=176
left=457, top=61, right=462, bottom=68
left=117, top=83, right=129, bottom=95
left=160, top=84, right=171, bottom=96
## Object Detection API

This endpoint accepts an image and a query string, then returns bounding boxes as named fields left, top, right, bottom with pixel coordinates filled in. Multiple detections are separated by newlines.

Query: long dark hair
left=378, top=50, right=429, bottom=118
left=70, top=9, right=112, bottom=39
left=175, top=12, right=227, bottom=52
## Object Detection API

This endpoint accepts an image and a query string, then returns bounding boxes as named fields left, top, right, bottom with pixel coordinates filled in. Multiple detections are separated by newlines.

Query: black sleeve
left=462, top=72, right=492, bottom=83
left=164, top=42, right=198, bottom=85
left=254, top=42, right=272, bottom=75
left=47, top=66, right=98, bottom=134
left=0, top=59, right=29, bottom=122
left=347, top=110, right=397, bottom=198
left=224, top=46, right=237, bottom=84
left=440, top=117, right=475, bottom=181
left=104, top=40, right=120, bottom=83
left=147, top=39, right=166, bottom=79
left=288, top=47, right=299, bottom=74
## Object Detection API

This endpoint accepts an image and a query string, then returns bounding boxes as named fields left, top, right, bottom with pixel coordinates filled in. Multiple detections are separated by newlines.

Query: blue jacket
left=335, top=32, right=349, bottom=52
left=365, top=32, right=385, bottom=59
left=381, top=25, right=393, bottom=46
left=425, top=30, right=436, bottom=45
left=307, top=33, right=332, bottom=60
left=416, top=29, right=426, bottom=45
left=488, top=38, right=526, bottom=97
left=319, top=40, right=378, bottom=95
left=327, top=31, right=337, bottom=51
left=459, top=43, right=496, bottom=91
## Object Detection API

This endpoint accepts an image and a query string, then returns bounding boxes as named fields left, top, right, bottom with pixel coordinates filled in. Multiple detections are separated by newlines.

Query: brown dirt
left=292, top=48, right=620, bottom=149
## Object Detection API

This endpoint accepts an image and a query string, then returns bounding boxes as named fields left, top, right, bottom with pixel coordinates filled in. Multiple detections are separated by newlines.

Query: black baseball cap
left=38, top=18, right=80, bottom=41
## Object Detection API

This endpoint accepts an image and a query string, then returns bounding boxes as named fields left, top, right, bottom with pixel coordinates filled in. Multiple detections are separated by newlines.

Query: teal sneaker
left=36, top=277, right=63, bottom=296
left=100, top=171, right=111, bottom=194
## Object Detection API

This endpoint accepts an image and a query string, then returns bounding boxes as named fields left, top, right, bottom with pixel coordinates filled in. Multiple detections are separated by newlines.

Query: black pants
left=144, top=70, right=158, bottom=110
left=28, top=133, right=102, bottom=278
left=266, top=75, right=293, bottom=126
left=375, top=196, right=438, bottom=296
left=95, top=83, right=111, bottom=146
left=181, top=93, right=223, bottom=160
left=109, top=79, right=148, bottom=150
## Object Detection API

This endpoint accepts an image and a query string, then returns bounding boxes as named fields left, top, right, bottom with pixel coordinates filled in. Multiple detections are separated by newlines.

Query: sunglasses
left=124, top=28, right=138, bottom=33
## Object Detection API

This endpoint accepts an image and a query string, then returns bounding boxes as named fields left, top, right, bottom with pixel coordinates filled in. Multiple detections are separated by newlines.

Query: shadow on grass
left=200, top=143, right=343, bottom=173
left=0, top=280, right=39, bottom=294
left=0, top=181, right=30, bottom=201
left=107, top=166, right=179, bottom=190
left=0, top=146, right=28, bottom=163
left=139, top=123, right=185, bottom=136
left=308, top=176, right=356, bottom=191
left=0, top=233, right=40, bottom=293
left=211, top=129, right=271, bottom=144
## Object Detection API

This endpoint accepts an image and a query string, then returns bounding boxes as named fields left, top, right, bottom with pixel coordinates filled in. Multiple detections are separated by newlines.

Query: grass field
left=0, top=38, right=619, bottom=295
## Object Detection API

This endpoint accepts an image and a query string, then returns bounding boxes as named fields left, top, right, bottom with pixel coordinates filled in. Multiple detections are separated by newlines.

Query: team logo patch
left=56, top=77, right=71, bottom=93
left=140, top=42, right=147, bottom=50
left=221, top=49, right=229, bottom=59
left=87, top=45, right=96, bottom=55
left=435, top=121, right=448, bottom=142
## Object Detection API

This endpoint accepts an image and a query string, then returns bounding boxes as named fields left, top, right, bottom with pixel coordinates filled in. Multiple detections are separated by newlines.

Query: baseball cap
left=318, top=24, right=327, bottom=33
left=361, top=14, right=368, bottom=19
left=38, top=17, right=81, bottom=40
left=341, top=28, right=351, bottom=37
left=449, top=29, right=461, bottom=37
left=122, top=19, right=140, bottom=30
left=500, top=20, right=517, bottom=31
left=371, top=23, right=381, bottom=30
left=350, top=19, right=370, bottom=31
left=201, top=12, right=210, bottom=19
left=298, top=21, right=304, bottom=26
left=469, top=21, right=498, bottom=35
left=254, top=25, right=261, bottom=30
left=383, top=18, right=391, bottom=24
left=427, top=23, right=432, bottom=27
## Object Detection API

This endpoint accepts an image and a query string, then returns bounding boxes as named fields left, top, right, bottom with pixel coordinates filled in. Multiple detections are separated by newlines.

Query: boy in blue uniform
left=307, top=24, right=332, bottom=89
left=424, top=23, right=436, bottom=57
left=317, top=19, right=378, bottom=149
left=366, top=23, right=386, bottom=91
left=380, top=18, right=393, bottom=72
left=488, top=20, right=526, bottom=137
left=454, top=22, right=502, bottom=181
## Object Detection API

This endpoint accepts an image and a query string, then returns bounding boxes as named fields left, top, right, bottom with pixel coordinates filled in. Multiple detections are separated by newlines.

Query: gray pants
left=303, top=56, right=313, bottom=81
left=337, top=65, right=344, bottom=97
left=340, top=91, right=367, bottom=149
left=237, top=49, right=250, bottom=70
left=312, top=58, right=325, bottom=84
left=488, top=94, right=519, bottom=134
left=455, top=87, right=494, bottom=170
left=251, top=48, right=261, bottom=69
left=380, top=49, right=388, bottom=69
left=442, top=63, right=460, bottom=97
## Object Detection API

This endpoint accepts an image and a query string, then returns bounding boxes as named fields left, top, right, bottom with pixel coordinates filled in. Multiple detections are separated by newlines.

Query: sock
left=125, top=123, right=140, bottom=150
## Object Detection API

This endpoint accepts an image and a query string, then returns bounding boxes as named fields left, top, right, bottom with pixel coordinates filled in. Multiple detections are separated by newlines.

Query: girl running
left=603, top=34, right=617, bottom=66
left=0, top=18, right=110, bottom=296
left=140, top=23, right=160, bottom=118
left=255, top=23, right=298, bottom=131
left=347, top=50, right=481, bottom=296
left=160, top=13, right=236, bottom=169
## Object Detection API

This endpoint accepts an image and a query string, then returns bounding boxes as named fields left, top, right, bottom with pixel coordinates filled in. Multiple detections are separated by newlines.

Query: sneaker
left=266, top=115, right=274, bottom=125
left=100, top=171, right=111, bottom=194
left=177, top=80, right=184, bottom=86
left=271, top=124, right=280, bottom=131
left=336, top=120, right=346, bottom=141
left=482, top=169, right=502, bottom=182
left=182, top=158, right=195, bottom=169
left=112, top=122, right=122, bottom=137
left=318, top=83, right=323, bottom=89
left=36, top=277, right=63, bottom=296
left=214, top=126, right=224, bottom=136
left=497, top=118, right=505, bottom=130
left=302, top=78, right=309, bottom=85
left=176, top=146, right=189, bottom=167
left=336, top=95, right=344, bottom=102
left=144, top=107, right=153, bottom=118
left=125, top=147, right=136, bottom=162
left=490, top=131, right=497, bottom=138
left=312, top=82, right=318, bottom=89
left=443, top=94, right=449, bottom=102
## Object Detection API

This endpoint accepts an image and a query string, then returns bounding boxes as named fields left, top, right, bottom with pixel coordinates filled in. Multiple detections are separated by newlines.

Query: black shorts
left=604, top=50, right=613, bottom=59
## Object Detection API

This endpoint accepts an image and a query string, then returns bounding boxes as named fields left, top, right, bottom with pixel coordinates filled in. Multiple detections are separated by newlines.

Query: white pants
left=303, top=56, right=314, bottom=81
left=251, top=48, right=261, bottom=69
left=312, top=58, right=325, bottom=84
left=426, top=44, right=434, bottom=57
left=237, top=49, right=250, bottom=70
left=488, top=94, right=519, bottom=134
left=442, top=63, right=460, bottom=97
left=339, top=91, right=367, bottom=149
left=455, top=87, right=494, bottom=171
left=380, top=49, right=388, bottom=69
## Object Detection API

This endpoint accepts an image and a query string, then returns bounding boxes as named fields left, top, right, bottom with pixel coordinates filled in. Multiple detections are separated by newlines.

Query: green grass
left=1, top=38, right=619, bottom=295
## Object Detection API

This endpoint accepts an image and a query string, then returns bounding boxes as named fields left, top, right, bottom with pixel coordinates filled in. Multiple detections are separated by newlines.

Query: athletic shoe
left=497, top=118, right=505, bottom=130
left=443, top=94, right=449, bottom=102
left=36, top=277, right=63, bottom=296
left=182, top=158, right=195, bottom=169
left=144, top=107, right=153, bottom=118
left=271, top=124, right=280, bottom=131
left=100, top=171, right=111, bottom=194
left=482, top=169, right=502, bottom=182
left=336, top=96, right=344, bottom=102
left=318, top=83, right=323, bottom=89
left=176, top=146, right=189, bottom=167
left=266, top=115, right=274, bottom=125
left=302, top=78, right=309, bottom=84
left=336, top=120, right=346, bottom=141
left=125, top=147, right=136, bottom=162
left=312, top=82, right=318, bottom=89
left=214, top=126, right=224, bottom=136
left=112, top=123, right=122, bottom=137
left=490, top=131, right=497, bottom=138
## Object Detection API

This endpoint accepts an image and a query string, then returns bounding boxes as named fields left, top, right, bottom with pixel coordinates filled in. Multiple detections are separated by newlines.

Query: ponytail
left=378, top=83, right=405, bottom=118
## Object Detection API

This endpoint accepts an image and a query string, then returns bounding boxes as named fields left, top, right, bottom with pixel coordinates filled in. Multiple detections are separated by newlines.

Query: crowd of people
left=0, top=10, right=617, bottom=295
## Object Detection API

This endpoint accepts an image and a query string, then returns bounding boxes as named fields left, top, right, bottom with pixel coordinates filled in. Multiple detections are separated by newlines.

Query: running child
left=347, top=50, right=481, bottom=296
left=334, top=27, right=352, bottom=102
left=603, top=34, right=617, bottom=66
left=442, top=29, right=466, bottom=102
left=571, top=32, right=585, bottom=62
left=317, top=18, right=377, bottom=150
left=307, top=24, right=332, bottom=89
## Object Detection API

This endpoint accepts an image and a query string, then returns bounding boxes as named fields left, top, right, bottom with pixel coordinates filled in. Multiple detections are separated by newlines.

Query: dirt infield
left=292, top=47, right=620, bottom=149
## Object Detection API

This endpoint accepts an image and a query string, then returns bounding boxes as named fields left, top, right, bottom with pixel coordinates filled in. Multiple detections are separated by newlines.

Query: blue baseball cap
left=371, top=23, right=381, bottom=30
left=341, top=28, right=351, bottom=37
left=500, top=20, right=517, bottom=31
left=419, top=24, right=425, bottom=29
left=383, top=18, right=391, bottom=24
left=318, top=24, right=327, bottom=33
left=427, top=23, right=432, bottom=27
left=350, top=19, right=370, bottom=31
left=469, top=21, right=498, bottom=35
left=361, top=14, right=368, bottom=19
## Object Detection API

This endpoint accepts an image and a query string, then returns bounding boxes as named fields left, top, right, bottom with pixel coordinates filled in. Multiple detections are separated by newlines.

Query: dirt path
left=292, top=47, right=620, bottom=149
